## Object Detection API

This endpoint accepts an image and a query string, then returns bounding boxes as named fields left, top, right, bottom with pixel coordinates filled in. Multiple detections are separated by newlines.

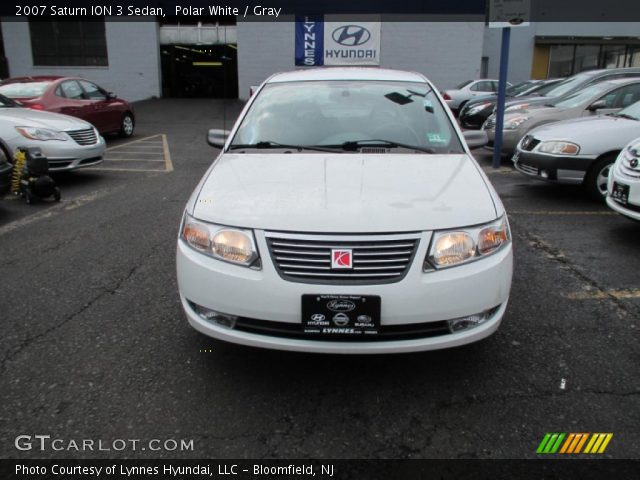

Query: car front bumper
left=176, top=230, right=513, bottom=354
left=5, top=135, right=106, bottom=172
left=512, top=149, right=595, bottom=184
left=484, top=129, right=522, bottom=154
left=606, top=163, right=640, bottom=221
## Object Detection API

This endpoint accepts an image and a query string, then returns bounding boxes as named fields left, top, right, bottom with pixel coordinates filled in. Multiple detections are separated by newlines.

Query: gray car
left=512, top=100, right=640, bottom=199
left=503, top=67, right=640, bottom=112
left=484, top=78, right=640, bottom=154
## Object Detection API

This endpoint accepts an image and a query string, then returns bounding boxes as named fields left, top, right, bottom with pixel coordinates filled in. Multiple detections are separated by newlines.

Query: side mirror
left=207, top=129, right=231, bottom=148
left=106, top=92, right=117, bottom=100
left=462, top=130, right=488, bottom=150
left=588, top=99, right=607, bottom=111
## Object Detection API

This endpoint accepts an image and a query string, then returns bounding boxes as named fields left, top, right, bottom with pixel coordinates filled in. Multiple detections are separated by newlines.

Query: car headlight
left=537, top=141, right=580, bottom=155
left=180, top=213, right=260, bottom=267
left=466, top=102, right=492, bottom=115
left=425, top=215, right=510, bottom=270
left=15, top=126, right=68, bottom=141
left=503, top=116, right=530, bottom=130
left=506, top=103, right=528, bottom=112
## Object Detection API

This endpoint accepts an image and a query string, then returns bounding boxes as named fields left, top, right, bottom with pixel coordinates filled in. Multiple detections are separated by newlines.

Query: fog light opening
left=189, top=301, right=237, bottom=329
left=540, top=169, right=549, bottom=179
left=447, top=306, right=500, bottom=333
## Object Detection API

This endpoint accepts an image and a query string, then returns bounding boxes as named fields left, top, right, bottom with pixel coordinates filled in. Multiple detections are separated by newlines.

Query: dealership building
left=1, top=18, right=639, bottom=101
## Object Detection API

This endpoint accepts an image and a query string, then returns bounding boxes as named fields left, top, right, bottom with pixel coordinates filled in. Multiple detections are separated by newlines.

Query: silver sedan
left=0, top=94, right=105, bottom=171
left=484, top=78, right=640, bottom=155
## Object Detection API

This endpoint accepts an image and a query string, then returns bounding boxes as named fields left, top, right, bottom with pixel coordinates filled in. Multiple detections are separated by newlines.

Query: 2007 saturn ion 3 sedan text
left=176, top=68, right=513, bottom=354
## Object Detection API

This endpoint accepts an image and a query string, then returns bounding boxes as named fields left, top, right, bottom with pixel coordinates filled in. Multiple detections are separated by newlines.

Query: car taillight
left=29, top=104, right=45, bottom=110
left=442, top=93, right=451, bottom=100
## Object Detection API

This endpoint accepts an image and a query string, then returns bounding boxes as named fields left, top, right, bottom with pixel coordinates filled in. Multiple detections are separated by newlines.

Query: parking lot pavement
left=0, top=100, right=638, bottom=459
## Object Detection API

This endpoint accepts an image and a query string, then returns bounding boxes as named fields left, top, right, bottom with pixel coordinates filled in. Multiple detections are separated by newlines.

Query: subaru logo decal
left=332, top=25, right=371, bottom=46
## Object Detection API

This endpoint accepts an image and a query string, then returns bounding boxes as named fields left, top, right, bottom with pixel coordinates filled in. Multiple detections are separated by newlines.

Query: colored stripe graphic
left=538, top=433, right=613, bottom=454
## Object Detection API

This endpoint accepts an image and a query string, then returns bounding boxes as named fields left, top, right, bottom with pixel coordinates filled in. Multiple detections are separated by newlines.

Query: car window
left=491, top=81, right=500, bottom=92
left=598, top=83, right=640, bottom=108
left=552, top=83, right=612, bottom=109
left=617, top=100, right=640, bottom=120
left=471, top=81, right=493, bottom=92
left=543, top=72, right=595, bottom=98
left=455, top=80, right=473, bottom=89
left=79, top=80, right=106, bottom=100
left=0, top=81, right=52, bottom=98
left=231, top=80, right=464, bottom=154
left=60, top=80, right=85, bottom=100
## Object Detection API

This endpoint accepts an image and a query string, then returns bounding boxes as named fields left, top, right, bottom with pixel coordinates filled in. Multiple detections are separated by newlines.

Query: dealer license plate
left=301, top=294, right=381, bottom=336
left=611, top=182, right=630, bottom=204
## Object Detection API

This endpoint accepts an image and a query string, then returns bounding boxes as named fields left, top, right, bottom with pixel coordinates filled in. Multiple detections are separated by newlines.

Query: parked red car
left=0, top=76, right=135, bottom=137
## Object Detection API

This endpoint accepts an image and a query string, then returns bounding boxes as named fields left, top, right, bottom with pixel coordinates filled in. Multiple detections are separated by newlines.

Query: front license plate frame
left=611, top=181, right=630, bottom=205
left=301, top=294, right=381, bottom=337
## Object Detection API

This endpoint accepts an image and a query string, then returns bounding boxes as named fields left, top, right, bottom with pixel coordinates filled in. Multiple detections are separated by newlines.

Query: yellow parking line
left=510, top=210, right=616, bottom=216
left=90, top=167, right=167, bottom=172
left=162, top=134, right=174, bottom=172
left=563, top=289, right=640, bottom=300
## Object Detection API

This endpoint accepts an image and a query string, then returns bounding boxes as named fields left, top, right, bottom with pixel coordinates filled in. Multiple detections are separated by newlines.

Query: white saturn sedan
left=177, top=68, right=513, bottom=354
left=607, top=136, right=640, bottom=221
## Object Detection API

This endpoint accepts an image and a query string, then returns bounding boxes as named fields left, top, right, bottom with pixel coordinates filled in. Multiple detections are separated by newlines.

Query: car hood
left=192, top=153, right=498, bottom=233
left=526, top=115, right=640, bottom=151
left=0, top=107, right=92, bottom=130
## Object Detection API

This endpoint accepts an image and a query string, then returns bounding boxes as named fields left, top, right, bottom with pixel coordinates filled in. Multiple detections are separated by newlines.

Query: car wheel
left=585, top=154, right=616, bottom=201
left=119, top=113, right=135, bottom=138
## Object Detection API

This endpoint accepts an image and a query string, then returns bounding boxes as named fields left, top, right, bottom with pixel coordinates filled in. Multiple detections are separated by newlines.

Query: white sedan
left=442, top=78, right=507, bottom=114
left=607, top=137, right=640, bottom=221
left=177, top=67, right=513, bottom=354
left=0, top=94, right=105, bottom=171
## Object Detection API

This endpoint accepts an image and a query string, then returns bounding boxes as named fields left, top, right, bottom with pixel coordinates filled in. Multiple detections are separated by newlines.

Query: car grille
left=232, top=315, right=451, bottom=342
left=483, top=118, right=495, bottom=130
left=66, top=128, right=98, bottom=146
left=520, top=135, right=540, bottom=152
left=265, top=232, right=421, bottom=284
left=619, top=160, right=640, bottom=179
left=516, top=162, right=538, bottom=176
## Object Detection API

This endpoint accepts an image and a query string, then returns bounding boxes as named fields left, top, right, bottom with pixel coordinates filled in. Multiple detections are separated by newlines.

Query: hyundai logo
left=310, top=314, right=326, bottom=322
left=332, top=25, right=371, bottom=46
left=327, top=300, right=356, bottom=312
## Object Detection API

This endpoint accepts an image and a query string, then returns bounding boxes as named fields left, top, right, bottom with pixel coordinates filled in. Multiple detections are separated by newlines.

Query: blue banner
left=295, top=16, right=324, bottom=66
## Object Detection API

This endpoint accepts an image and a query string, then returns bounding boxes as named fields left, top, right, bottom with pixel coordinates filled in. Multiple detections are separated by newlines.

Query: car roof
left=267, top=67, right=428, bottom=84
left=1, top=76, right=65, bottom=83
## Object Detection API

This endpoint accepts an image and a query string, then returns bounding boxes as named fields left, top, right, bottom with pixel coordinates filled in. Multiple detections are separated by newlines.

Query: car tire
left=585, top=154, right=616, bottom=201
left=119, top=113, right=135, bottom=138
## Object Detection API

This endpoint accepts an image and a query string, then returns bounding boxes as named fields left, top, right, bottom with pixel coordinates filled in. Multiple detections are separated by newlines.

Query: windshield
left=552, top=83, right=611, bottom=109
left=616, top=100, right=640, bottom=120
left=0, top=94, right=17, bottom=107
left=542, top=73, right=596, bottom=98
left=506, top=81, right=536, bottom=96
left=0, top=81, right=52, bottom=98
left=231, top=80, right=464, bottom=154
left=523, top=79, right=562, bottom=97
left=455, top=80, right=473, bottom=89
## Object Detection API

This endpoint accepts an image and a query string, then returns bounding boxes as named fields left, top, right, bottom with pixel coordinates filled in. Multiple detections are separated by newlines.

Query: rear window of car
left=455, top=80, right=473, bottom=89
left=0, top=81, right=52, bottom=98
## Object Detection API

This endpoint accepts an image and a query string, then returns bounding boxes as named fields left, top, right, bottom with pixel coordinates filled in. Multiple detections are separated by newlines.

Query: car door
left=469, top=81, right=495, bottom=98
left=78, top=80, right=115, bottom=132
left=55, top=80, right=88, bottom=120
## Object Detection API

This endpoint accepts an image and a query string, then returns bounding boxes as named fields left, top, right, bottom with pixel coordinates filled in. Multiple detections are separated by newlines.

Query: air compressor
left=11, top=147, right=61, bottom=204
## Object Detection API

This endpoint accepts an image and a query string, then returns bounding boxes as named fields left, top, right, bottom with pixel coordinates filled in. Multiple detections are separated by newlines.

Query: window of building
left=29, top=20, right=108, bottom=66
left=545, top=42, right=640, bottom=78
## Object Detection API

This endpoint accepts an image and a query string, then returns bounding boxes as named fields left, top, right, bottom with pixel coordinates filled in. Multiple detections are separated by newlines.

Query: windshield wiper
left=610, top=113, right=638, bottom=121
left=328, top=139, right=436, bottom=154
left=228, top=141, right=340, bottom=153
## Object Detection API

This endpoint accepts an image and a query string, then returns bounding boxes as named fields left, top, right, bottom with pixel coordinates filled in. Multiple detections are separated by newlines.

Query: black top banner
left=5, top=0, right=640, bottom=21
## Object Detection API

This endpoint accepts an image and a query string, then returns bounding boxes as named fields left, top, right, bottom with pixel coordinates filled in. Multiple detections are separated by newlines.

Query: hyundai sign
left=295, top=16, right=381, bottom=66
